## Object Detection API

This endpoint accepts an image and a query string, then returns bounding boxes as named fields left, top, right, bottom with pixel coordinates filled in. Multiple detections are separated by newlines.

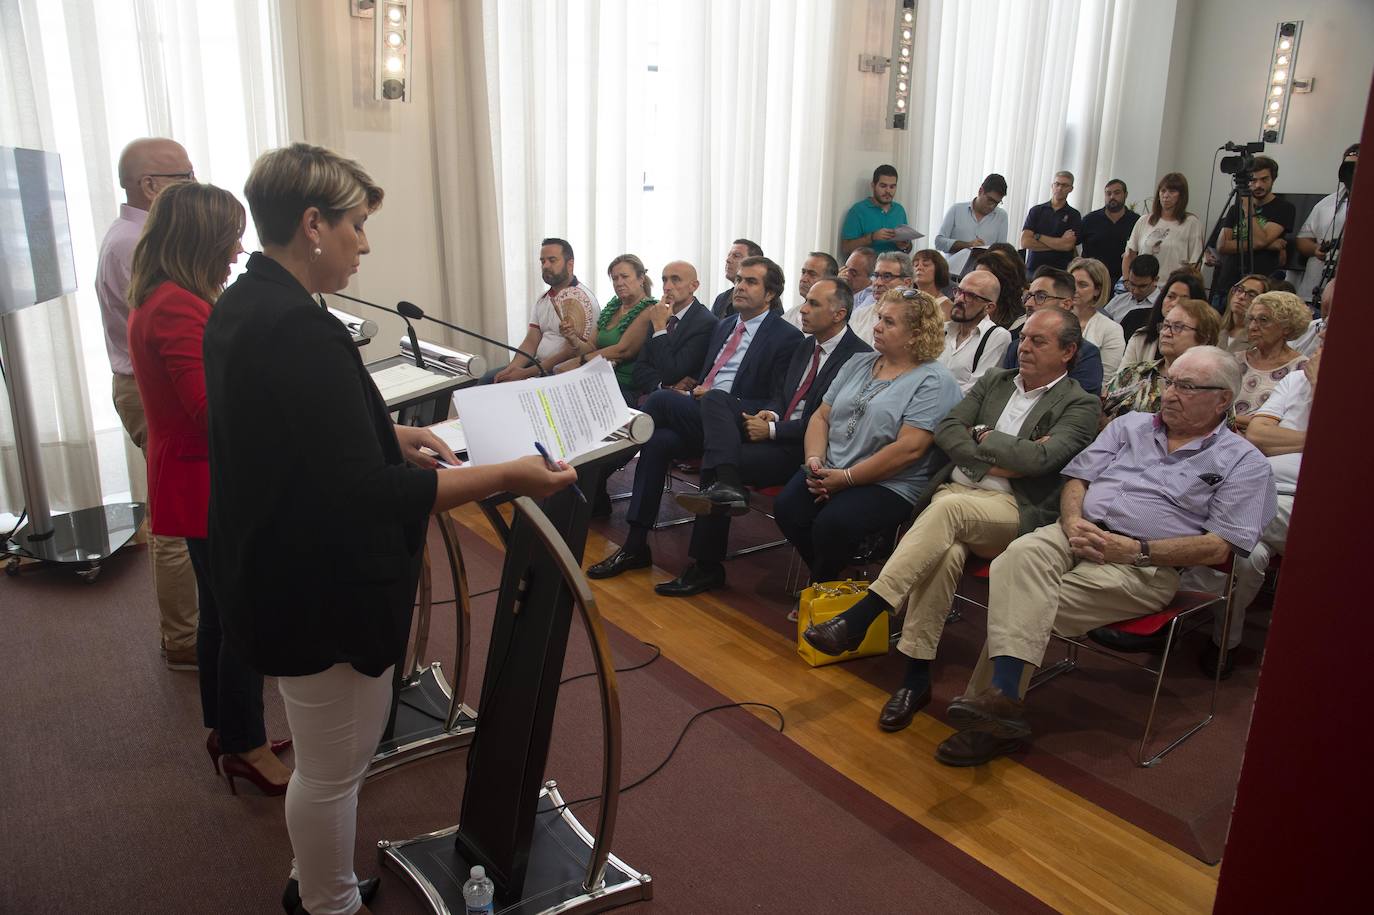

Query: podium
left=379, top=429, right=654, bottom=915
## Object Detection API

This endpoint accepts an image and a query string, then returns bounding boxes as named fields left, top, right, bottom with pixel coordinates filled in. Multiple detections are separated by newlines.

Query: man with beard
left=939, top=270, right=1011, bottom=393
left=491, top=237, right=600, bottom=382
left=841, top=165, right=912, bottom=256
left=1079, top=178, right=1139, bottom=288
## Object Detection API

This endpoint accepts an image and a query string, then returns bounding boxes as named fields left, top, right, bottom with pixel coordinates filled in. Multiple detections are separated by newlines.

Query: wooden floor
left=453, top=504, right=1220, bottom=914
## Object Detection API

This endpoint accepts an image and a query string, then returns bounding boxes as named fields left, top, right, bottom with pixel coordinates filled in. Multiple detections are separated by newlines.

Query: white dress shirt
left=939, top=315, right=1012, bottom=393
left=952, top=373, right=1068, bottom=493
left=765, top=329, right=846, bottom=437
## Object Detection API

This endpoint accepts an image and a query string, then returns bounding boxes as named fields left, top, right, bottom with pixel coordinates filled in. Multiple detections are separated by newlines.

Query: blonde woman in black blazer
left=204, top=143, right=575, bottom=915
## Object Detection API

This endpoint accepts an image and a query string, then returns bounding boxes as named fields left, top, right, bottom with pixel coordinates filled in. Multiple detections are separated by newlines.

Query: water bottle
left=462, top=865, right=495, bottom=914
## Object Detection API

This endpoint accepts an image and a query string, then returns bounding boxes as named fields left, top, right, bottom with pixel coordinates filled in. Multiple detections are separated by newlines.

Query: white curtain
left=901, top=0, right=1135, bottom=247
left=481, top=0, right=846, bottom=338
left=0, top=0, right=286, bottom=516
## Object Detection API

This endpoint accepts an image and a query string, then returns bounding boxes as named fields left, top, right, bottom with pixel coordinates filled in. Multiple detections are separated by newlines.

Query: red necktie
left=782, top=342, right=822, bottom=421
left=702, top=319, right=747, bottom=390
left=666, top=314, right=679, bottom=333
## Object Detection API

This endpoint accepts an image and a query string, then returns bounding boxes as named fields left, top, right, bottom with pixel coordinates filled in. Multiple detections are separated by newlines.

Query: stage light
left=370, top=0, right=412, bottom=102
left=887, top=0, right=916, bottom=129
left=1259, top=21, right=1301, bottom=143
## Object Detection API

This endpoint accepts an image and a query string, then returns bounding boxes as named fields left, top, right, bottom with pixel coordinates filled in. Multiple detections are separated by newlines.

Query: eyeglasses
left=142, top=171, right=195, bottom=181
left=1159, top=321, right=1198, bottom=335
left=954, top=287, right=994, bottom=307
left=870, top=272, right=904, bottom=281
left=1161, top=377, right=1227, bottom=394
left=1245, top=314, right=1275, bottom=327
left=1230, top=285, right=1262, bottom=300
left=1021, top=290, right=1069, bottom=306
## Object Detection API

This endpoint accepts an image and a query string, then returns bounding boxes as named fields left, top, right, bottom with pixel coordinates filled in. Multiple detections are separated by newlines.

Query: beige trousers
left=113, top=373, right=198, bottom=651
left=963, top=521, right=1180, bottom=696
left=869, top=483, right=1021, bottom=660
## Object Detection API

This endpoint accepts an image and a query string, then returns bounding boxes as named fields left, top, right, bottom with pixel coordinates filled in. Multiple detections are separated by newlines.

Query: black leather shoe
left=675, top=482, right=749, bottom=516
left=802, top=616, right=866, bottom=656
left=878, top=686, right=930, bottom=732
left=1087, top=626, right=1169, bottom=653
left=655, top=562, right=726, bottom=597
left=283, top=876, right=379, bottom=914
left=1198, top=641, right=1237, bottom=680
left=935, top=727, right=1023, bottom=767
left=587, top=547, right=652, bottom=579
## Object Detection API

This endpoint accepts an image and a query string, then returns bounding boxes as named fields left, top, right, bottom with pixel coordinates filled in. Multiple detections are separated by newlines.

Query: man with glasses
left=1103, top=254, right=1159, bottom=323
left=939, top=271, right=1011, bottom=393
left=935, top=174, right=1010, bottom=255
left=935, top=346, right=1275, bottom=766
left=1020, top=171, right=1082, bottom=272
left=1000, top=267, right=1105, bottom=394
left=850, top=251, right=912, bottom=347
left=97, top=136, right=199, bottom=671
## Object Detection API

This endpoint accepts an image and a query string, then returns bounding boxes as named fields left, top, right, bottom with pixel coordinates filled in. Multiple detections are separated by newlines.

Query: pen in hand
left=533, top=441, right=587, bottom=504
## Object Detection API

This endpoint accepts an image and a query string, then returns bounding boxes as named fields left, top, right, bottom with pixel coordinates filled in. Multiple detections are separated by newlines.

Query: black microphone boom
left=396, top=301, right=545, bottom=376
left=331, top=291, right=426, bottom=369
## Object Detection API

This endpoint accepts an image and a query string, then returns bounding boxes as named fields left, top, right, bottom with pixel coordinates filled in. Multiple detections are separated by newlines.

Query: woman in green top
left=556, top=253, right=657, bottom=402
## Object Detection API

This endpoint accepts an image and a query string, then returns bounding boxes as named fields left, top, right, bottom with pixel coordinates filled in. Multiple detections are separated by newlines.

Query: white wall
left=1166, top=0, right=1374, bottom=222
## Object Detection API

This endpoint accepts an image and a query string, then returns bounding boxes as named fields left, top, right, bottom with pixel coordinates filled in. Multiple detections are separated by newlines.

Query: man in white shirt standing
left=1203, top=332, right=1320, bottom=678
left=96, top=136, right=199, bottom=670
left=491, top=237, right=598, bottom=382
left=939, top=270, right=1011, bottom=393
left=1294, top=143, right=1358, bottom=303
left=935, top=174, right=1009, bottom=255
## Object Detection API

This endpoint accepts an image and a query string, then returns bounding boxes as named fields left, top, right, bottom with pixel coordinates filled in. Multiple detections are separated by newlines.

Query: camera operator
left=1215, top=155, right=1296, bottom=299
left=1295, top=143, right=1358, bottom=302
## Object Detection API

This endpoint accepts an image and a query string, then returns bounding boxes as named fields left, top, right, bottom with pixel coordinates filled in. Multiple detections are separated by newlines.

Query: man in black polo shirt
left=1215, top=156, right=1295, bottom=296
left=1020, top=171, right=1082, bottom=272
left=1079, top=178, right=1138, bottom=288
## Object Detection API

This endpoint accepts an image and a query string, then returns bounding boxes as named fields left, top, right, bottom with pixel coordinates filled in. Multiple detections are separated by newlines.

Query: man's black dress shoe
left=283, top=876, right=379, bottom=914
left=655, top=562, right=726, bottom=597
left=802, top=616, right=867, bottom=656
left=587, top=547, right=652, bottom=579
left=934, top=727, right=1023, bottom=767
left=1198, top=641, right=1237, bottom=680
left=878, top=685, right=930, bottom=732
left=675, top=481, right=749, bottom=516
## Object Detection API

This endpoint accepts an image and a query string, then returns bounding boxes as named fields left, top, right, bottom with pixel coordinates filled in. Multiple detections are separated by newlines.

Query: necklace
left=845, top=361, right=894, bottom=440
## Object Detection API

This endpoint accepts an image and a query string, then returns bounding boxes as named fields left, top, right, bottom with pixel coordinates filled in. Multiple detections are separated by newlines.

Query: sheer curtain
left=480, top=0, right=845, bottom=337
left=0, top=0, right=285, bottom=516
left=901, top=0, right=1135, bottom=245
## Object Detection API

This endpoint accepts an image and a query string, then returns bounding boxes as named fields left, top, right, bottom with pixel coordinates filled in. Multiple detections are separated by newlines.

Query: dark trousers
left=772, top=468, right=914, bottom=582
left=626, top=389, right=716, bottom=533
left=689, top=439, right=801, bottom=563
left=187, top=537, right=266, bottom=754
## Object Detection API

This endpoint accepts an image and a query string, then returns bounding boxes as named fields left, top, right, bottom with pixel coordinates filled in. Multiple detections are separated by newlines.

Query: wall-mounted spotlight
left=1260, top=20, right=1302, bottom=143
left=887, top=0, right=916, bottom=130
left=349, top=0, right=413, bottom=102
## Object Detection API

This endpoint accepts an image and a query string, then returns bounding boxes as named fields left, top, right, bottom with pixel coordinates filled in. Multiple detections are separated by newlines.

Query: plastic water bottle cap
left=470, top=866, right=485, bottom=879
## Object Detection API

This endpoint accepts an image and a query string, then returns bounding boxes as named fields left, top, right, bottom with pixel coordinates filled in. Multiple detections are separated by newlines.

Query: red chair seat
left=967, top=557, right=991, bottom=579
left=1104, top=590, right=1223, bottom=637
left=754, top=485, right=784, bottom=497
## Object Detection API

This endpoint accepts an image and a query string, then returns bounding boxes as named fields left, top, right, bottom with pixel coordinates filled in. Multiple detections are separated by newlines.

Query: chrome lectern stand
left=380, top=429, right=652, bottom=915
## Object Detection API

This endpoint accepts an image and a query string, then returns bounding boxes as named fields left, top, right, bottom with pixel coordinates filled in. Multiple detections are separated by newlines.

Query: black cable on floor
left=537, top=701, right=786, bottom=818
left=560, top=643, right=660, bottom=685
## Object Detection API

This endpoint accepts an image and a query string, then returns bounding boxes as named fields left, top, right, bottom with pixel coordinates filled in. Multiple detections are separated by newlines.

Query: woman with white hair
left=1233, top=291, right=1311, bottom=430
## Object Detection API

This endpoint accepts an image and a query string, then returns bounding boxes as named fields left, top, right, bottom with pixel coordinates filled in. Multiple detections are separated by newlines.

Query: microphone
left=396, top=300, right=546, bottom=376
left=332, top=291, right=426, bottom=369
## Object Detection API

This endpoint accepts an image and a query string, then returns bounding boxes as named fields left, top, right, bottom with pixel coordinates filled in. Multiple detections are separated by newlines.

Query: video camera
left=1220, top=140, right=1266, bottom=193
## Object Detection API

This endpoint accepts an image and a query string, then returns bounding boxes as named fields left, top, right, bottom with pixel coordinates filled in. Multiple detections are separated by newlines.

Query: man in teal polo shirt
left=841, top=164, right=912, bottom=256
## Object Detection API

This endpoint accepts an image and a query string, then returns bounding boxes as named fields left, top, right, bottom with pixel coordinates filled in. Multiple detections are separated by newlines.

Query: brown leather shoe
left=946, top=687, right=1031, bottom=738
left=935, top=727, right=1023, bottom=767
left=877, top=686, right=930, bottom=732
left=802, top=617, right=866, bottom=656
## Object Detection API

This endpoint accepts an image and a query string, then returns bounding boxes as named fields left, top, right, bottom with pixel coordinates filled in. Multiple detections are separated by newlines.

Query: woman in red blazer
left=127, top=181, right=290, bottom=796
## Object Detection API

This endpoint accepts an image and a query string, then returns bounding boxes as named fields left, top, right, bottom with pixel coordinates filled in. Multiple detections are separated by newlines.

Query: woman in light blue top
left=773, top=288, right=962, bottom=583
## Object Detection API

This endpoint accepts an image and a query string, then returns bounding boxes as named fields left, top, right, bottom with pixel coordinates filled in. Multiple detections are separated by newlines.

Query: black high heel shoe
left=281, top=876, right=380, bottom=914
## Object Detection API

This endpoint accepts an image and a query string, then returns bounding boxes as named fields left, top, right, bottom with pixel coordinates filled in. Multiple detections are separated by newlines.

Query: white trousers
left=1213, top=492, right=1293, bottom=649
left=278, top=663, right=394, bottom=915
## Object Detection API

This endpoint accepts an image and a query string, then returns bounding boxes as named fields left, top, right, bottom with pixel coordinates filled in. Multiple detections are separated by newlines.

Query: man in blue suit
left=655, top=277, right=871, bottom=596
left=589, top=256, right=803, bottom=578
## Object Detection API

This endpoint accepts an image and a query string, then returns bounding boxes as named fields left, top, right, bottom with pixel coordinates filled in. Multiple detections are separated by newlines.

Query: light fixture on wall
left=1260, top=20, right=1302, bottom=143
left=887, top=0, right=916, bottom=130
left=350, top=0, right=413, bottom=102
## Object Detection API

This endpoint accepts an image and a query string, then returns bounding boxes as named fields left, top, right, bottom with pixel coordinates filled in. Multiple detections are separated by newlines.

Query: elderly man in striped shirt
left=936, top=346, right=1276, bottom=767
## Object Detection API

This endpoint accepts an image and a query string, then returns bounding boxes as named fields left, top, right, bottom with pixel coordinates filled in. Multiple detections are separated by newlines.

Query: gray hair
left=1054, top=170, right=1075, bottom=185
left=1180, top=345, right=1243, bottom=402
left=876, top=250, right=913, bottom=277
left=1028, top=307, right=1081, bottom=368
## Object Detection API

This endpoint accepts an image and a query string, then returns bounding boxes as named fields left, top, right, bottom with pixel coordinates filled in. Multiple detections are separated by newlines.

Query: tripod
left=1309, top=186, right=1349, bottom=312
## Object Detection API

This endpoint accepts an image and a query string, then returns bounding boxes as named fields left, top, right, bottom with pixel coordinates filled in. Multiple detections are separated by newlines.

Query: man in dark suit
left=655, top=278, right=871, bottom=596
left=710, top=238, right=764, bottom=318
left=631, top=259, right=718, bottom=396
left=589, top=256, right=803, bottom=578
left=803, top=307, right=1100, bottom=733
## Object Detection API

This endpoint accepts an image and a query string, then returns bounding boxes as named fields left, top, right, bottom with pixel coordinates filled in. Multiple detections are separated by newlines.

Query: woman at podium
left=203, top=143, right=576, bottom=915
left=127, top=181, right=294, bottom=796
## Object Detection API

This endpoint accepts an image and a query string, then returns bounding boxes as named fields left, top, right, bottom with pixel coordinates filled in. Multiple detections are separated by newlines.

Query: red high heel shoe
left=206, top=730, right=294, bottom=775
left=221, top=753, right=290, bottom=797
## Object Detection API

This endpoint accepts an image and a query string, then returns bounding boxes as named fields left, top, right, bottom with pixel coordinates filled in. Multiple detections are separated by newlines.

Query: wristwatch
left=971, top=424, right=992, bottom=443
left=1033, top=232, right=1042, bottom=241
left=1132, top=540, right=1152, bottom=567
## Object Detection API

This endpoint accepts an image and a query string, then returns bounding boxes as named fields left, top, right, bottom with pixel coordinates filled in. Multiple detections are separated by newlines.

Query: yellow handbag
left=796, top=580, right=889, bottom=667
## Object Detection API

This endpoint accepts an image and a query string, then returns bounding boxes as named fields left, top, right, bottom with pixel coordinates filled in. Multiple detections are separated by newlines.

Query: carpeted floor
left=0, top=518, right=1050, bottom=913
left=591, top=463, right=1267, bottom=865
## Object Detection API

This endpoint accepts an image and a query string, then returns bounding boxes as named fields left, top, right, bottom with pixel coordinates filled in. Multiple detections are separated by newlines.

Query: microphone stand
left=395, top=300, right=546, bottom=377
left=331, top=291, right=427, bottom=369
